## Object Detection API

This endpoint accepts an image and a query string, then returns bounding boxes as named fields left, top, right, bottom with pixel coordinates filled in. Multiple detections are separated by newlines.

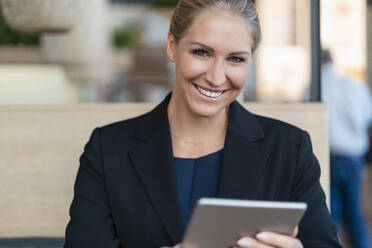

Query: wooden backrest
left=0, top=103, right=328, bottom=238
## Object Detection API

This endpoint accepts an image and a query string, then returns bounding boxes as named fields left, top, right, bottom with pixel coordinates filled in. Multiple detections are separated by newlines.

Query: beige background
left=0, top=103, right=328, bottom=237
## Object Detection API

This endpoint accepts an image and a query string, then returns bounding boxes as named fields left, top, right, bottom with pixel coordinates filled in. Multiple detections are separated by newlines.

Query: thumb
left=292, top=226, right=299, bottom=238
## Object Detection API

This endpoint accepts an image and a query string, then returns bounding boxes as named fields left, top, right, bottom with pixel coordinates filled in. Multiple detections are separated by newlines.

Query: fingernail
left=256, top=232, right=269, bottom=241
left=237, top=238, right=252, bottom=247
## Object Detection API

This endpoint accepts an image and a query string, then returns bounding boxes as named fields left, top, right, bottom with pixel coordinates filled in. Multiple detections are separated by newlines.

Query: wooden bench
left=0, top=103, right=329, bottom=238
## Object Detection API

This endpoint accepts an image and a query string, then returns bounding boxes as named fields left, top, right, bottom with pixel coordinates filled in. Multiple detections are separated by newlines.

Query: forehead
left=180, top=10, right=253, bottom=52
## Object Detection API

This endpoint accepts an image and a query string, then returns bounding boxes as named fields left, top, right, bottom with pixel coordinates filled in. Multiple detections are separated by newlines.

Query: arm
left=290, top=131, right=341, bottom=247
left=234, top=131, right=341, bottom=248
left=64, top=128, right=120, bottom=248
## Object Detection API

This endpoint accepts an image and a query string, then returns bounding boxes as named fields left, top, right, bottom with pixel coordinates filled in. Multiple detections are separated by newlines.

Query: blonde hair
left=169, top=0, right=261, bottom=52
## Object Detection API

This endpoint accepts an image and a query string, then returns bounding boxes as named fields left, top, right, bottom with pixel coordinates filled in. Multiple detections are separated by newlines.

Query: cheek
left=228, top=67, right=249, bottom=89
left=177, top=55, right=207, bottom=80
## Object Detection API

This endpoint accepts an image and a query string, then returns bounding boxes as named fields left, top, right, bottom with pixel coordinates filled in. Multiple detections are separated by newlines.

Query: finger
left=292, top=226, right=299, bottom=238
left=236, top=237, right=273, bottom=248
left=256, top=231, right=303, bottom=248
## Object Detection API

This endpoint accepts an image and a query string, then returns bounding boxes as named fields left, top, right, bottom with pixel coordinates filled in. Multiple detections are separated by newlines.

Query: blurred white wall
left=367, top=3, right=372, bottom=88
left=321, top=0, right=366, bottom=79
left=257, top=47, right=308, bottom=101
left=255, top=0, right=310, bottom=101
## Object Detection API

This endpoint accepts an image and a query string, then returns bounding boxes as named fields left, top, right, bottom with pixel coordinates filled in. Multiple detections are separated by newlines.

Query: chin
left=188, top=101, right=225, bottom=118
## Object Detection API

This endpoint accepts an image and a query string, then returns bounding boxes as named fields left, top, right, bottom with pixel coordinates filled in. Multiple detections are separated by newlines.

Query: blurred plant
left=0, top=12, right=40, bottom=46
left=152, top=0, right=177, bottom=8
left=112, top=25, right=139, bottom=48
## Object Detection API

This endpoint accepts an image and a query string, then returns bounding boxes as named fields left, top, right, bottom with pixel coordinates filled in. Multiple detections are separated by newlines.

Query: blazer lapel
left=128, top=94, right=183, bottom=244
left=127, top=96, right=271, bottom=243
left=217, top=101, right=272, bottom=199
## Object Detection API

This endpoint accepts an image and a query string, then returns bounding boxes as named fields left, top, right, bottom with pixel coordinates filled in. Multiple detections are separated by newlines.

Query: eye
left=191, top=49, right=209, bottom=57
left=228, top=56, right=246, bottom=63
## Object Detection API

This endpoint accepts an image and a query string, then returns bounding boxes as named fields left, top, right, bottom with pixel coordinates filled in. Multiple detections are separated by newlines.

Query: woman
left=64, top=0, right=341, bottom=247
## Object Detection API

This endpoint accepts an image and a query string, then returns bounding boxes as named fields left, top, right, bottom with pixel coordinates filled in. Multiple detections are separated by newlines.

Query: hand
left=235, top=227, right=302, bottom=248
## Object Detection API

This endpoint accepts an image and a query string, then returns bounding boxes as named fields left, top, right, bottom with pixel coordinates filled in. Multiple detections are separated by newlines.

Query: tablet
left=182, top=198, right=307, bottom=248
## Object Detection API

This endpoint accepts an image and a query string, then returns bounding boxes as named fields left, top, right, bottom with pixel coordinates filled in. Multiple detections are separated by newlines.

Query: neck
left=167, top=91, right=228, bottom=144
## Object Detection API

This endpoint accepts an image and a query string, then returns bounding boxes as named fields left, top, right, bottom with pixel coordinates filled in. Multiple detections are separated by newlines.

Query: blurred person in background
left=321, top=49, right=372, bottom=248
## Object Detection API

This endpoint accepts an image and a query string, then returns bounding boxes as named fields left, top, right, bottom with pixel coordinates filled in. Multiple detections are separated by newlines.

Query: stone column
left=41, top=0, right=111, bottom=101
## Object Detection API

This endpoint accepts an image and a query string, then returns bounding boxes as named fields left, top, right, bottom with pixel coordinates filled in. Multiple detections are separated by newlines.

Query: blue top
left=173, top=149, right=223, bottom=231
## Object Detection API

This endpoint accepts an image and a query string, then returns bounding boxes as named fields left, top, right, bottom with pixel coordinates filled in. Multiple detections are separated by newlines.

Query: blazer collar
left=227, top=100, right=264, bottom=142
left=215, top=100, right=271, bottom=199
left=134, top=93, right=172, bottom=141
left=129, top=93, right=271, bottom=244
left=129, top=93, right=183, bottom=244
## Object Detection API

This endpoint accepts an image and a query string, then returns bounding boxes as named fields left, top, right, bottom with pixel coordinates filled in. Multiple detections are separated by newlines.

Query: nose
left=205, top=59, right=226, bottom=87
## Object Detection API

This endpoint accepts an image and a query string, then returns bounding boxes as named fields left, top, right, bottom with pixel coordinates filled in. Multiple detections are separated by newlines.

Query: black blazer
left=64, top=94, right=341, bottom=248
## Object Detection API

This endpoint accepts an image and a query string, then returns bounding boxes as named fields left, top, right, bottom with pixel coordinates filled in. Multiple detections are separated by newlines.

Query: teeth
left=196, top=86, right=223, bottom=98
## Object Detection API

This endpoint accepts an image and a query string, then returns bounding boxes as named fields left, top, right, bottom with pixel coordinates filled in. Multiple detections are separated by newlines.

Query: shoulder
left=253, top=113, right=314, bottom=161
left=86, top=108, right=155, bottom=153
left=253, top=113, right=305, bottom=144
left=258, top=115, right=312, bottom=159
left=84, top=94, right=171, bottom=154
left=97, top=94, right=170, bottom=141
left=99, top=111, right=150, bottom=138
left=254, top=113, right=303, bottom=133
left=229, top=101, right=308, bottom=148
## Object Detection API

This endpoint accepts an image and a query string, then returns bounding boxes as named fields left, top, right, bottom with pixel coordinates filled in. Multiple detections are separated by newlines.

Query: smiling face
left=167, top=10, right=254, bottom=118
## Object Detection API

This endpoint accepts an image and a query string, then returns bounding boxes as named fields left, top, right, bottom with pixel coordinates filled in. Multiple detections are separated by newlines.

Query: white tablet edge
left=198, top=197, right=307, bottom=210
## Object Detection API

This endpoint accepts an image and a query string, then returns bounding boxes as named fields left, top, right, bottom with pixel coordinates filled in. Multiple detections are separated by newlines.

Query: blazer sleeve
left=64, top=128, right=120, bottom=248
left=291, top=131, right=342, bottom=248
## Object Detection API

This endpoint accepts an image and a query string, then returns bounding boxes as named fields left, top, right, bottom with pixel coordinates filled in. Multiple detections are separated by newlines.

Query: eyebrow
left=189, top=42, right=251, bottom=56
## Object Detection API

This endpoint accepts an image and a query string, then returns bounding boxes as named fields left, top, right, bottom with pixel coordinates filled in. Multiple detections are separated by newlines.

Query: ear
left=166, top=33, right=177, bottom=62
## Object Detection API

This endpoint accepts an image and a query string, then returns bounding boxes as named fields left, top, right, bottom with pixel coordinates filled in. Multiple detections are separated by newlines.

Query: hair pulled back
left=169, top=0, right=261, bottom=52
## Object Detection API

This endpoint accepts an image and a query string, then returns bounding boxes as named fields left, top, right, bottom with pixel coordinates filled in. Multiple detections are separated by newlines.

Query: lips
left=193, top=83, right=225, bottom=98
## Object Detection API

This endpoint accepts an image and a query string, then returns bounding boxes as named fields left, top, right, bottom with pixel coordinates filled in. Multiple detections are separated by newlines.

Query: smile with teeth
left=195, top=85, right=224, bottom=98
